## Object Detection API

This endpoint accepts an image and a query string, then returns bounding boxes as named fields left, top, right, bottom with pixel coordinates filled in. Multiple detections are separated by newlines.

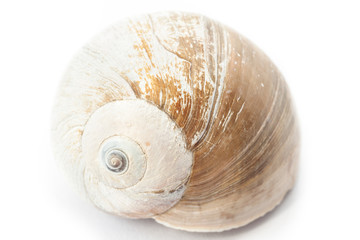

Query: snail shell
left=52, top=12, right=299, bottom=232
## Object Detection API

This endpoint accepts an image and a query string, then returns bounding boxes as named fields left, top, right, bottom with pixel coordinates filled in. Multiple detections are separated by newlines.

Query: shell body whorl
left=52, top=12, right=299, bottom=232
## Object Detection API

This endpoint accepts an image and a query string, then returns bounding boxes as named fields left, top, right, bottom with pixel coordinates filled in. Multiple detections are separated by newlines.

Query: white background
left=0, top=0, right=359, bottom=239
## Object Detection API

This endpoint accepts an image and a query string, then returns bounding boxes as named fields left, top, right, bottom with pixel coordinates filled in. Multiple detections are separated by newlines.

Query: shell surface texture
left=52, top=12, right=300, bottom=232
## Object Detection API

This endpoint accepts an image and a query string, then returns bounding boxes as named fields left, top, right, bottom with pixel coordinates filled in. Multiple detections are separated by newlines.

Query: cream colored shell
left=52, top=12, right=299, bottom=232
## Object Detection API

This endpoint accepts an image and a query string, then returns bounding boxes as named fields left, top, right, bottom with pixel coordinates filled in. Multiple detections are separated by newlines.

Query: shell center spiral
left=103, top=148, right=129, bottom=173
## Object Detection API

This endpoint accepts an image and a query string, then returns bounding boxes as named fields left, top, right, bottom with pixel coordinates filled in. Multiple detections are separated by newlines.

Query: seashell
left=51, top=12, right=300, bottom=232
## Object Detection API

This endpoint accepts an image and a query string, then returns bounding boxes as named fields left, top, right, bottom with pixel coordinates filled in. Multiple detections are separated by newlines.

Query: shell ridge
left=148, top=14, right=195, bottom=146
left=191, top=20, right=231, bottom=150
left=231, top=74, right=281, bottom=162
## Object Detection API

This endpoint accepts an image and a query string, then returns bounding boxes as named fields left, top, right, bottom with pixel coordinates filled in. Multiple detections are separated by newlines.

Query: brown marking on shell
left=150, top=13, right=219, bottom=149
left=120, top=13, right=227, bottom=149
left=152, top=189, right=165, bottom=194
left=118, top=17, right=194, bottom=129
